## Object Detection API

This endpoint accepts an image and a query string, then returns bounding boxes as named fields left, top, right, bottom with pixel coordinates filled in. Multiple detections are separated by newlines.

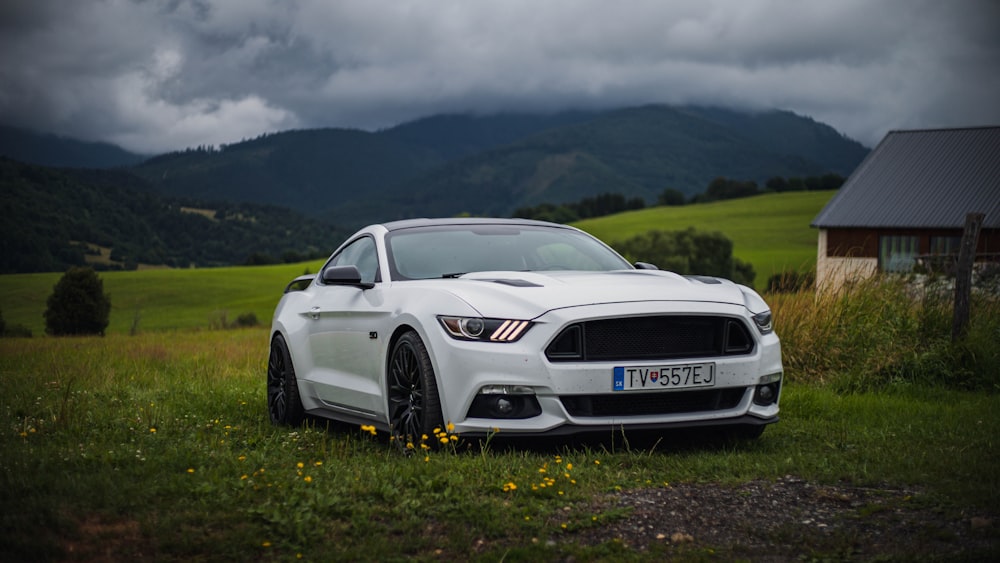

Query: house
left=811, top=126, right=1000, bottom=291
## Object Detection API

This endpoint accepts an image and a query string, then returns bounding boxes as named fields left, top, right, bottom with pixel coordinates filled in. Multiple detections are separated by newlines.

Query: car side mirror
left=634, top=262, right=659, bottom=270
left=322, top=265, right=375, bottom=289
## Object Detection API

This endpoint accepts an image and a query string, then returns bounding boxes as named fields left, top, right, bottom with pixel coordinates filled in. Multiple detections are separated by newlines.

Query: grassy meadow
left=2, top=190, right=999, bottom=559
left=574, top=190, right=836, bottom=287
left=0, top=260, right=325, bottom=337
left=1, top=191, right=832, bottom=337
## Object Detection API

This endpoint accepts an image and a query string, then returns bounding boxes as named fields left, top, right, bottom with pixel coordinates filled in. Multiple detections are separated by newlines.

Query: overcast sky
left=1, top=0, right=998, bottom=154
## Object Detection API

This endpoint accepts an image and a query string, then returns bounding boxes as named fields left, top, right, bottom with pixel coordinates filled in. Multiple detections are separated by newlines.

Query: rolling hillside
left=127, top=105, right=866, bottom=227
left=0, top=125, right=147, bottom=168
left=0, top=191, right=833, bottom=335
left=573, top=190, right=837, bottom=287
left=0, top=158, right=344, bottom=274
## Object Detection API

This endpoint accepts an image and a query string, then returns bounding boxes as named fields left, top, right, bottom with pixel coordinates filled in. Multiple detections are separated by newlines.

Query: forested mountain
left=128, top=105, right=868, bottom=226
left=0, top=125, right=147, bottom=168
left=0, top=104, right=870, bottom=273
left=0, top=158, right=343, bottom=274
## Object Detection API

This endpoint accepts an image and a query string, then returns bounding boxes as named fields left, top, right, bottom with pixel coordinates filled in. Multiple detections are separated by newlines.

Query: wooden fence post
left=952, top=212, right=984, bottom=341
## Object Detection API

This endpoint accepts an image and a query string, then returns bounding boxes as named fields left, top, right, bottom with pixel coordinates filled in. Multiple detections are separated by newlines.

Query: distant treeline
left=0, top=158, right=339, bottom=274
left=513, top=173, right=845, bottom=222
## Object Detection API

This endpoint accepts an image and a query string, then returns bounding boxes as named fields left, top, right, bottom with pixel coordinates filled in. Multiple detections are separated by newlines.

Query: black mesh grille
left=545, top=315, right=755, bottom=362
left=560, top=388, right=747, bottom=417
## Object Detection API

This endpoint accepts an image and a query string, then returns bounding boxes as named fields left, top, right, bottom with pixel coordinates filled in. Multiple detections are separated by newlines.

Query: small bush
left=234, top=312, right=259, bottom=328
left=766, top=269, right=815, bottom=293
left=43, top=267, right=111, bottom=336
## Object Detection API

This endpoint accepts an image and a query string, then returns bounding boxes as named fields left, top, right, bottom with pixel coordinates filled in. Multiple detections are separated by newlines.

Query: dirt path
left=574, top=476, right=998, bottom=560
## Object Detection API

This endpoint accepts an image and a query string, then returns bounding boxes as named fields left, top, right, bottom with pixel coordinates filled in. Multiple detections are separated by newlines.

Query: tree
left=612, top=228, right=756, bottom=286
left=44, top=267, right=111, bottom=336
left=658, top=188, right=687, bottom=206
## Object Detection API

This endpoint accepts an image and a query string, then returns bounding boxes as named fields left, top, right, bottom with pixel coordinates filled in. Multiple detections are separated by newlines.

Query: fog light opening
left=467, top=387, right=542, bottom=419
left=495, top=397, right=514, bottom=415
left=753, top=382, right=780, bottom=406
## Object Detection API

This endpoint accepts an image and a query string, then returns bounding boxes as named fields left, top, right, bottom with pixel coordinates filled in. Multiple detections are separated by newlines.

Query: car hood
left=410, top=270, right=763, bottom=320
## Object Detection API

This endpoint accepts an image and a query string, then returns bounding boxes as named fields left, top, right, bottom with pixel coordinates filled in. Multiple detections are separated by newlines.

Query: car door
left=303, top=236, right=388, bottom=417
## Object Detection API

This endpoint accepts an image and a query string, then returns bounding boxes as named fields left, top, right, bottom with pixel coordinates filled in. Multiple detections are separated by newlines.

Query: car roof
left=380, top=217, right=572, bottom=232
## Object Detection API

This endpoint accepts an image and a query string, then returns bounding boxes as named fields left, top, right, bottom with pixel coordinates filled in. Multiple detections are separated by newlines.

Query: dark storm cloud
left=1, top=0, right=997, bottom=153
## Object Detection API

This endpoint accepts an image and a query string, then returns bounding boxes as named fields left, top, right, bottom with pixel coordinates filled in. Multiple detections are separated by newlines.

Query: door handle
left=308, top=306, right=320, bottom=320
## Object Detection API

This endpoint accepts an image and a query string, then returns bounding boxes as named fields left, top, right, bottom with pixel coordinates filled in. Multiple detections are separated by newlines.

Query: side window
left=326, top=237, right=379, bottom=284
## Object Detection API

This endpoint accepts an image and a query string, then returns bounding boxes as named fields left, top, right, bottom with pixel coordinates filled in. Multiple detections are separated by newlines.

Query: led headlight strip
left=490, top=320, right=530, bottom=342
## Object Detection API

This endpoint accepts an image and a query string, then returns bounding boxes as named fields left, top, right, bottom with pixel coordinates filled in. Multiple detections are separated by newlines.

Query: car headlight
left=752, top=311, right=773, bottom=334
left=438, top=316, right=532, bottom=342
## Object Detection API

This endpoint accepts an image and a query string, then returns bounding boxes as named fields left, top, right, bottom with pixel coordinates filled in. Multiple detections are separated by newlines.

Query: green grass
left=1, top=331, right=997, bottom=561
left=574, top=190, right=836, bottom=287
left=0, top=260, right=325, bottom=336
left=1, top=191, right=833, bottom=335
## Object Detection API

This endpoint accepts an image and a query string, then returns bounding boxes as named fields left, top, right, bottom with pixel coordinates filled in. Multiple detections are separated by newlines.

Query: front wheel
left=387, top=331, right=444, bottom=445
left=267, top=334, right=304, bottom=426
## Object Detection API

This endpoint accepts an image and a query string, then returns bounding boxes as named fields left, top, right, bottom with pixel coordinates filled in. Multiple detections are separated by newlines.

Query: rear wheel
left=387, top=331, right=444, bottom=446
left=267, top=334, right=304, bottom=426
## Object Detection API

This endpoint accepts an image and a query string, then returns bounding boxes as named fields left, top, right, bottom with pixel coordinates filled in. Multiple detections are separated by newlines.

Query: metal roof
left=812, top=126, right=1000, bottom=229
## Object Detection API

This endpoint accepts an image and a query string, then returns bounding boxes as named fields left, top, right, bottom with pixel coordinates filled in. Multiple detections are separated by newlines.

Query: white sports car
left=268, top=218, right=782, bottom=442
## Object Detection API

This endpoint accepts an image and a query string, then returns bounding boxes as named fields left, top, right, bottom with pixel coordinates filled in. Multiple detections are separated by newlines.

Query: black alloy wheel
left=267, top=334, right=304, bottom=426
left=387, top=331, right=443, bottom=446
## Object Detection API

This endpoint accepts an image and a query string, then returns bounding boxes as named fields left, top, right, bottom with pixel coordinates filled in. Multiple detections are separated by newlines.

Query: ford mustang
left=267, top=218, right=782, bottom=442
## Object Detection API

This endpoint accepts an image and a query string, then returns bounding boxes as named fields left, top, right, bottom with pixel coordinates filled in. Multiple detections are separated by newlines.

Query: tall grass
left=770, top=275, right=1000, bottom=392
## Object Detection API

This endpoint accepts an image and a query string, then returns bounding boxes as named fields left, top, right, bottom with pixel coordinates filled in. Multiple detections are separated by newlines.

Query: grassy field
left=1, top=191, right=834, bottom=336
left=0, top=260, right=325, bottom=336
left=574, top=190, right=836, bottom=287
left=1, top=328, right=997, bottom=561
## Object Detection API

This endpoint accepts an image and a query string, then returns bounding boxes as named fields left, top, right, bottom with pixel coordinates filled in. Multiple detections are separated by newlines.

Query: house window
left=879, top=235, right=919, bottom=272
left=929, top=236, right=962, bottom=256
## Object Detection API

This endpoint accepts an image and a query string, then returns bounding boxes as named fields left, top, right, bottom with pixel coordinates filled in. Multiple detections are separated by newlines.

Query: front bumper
left=426, top=301, right=783, bottom=436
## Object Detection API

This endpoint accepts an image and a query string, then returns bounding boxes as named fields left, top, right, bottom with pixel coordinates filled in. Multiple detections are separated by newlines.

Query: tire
left=267, top=334, right=305, bottom=426
left=387, top=331, right=444, bottom=444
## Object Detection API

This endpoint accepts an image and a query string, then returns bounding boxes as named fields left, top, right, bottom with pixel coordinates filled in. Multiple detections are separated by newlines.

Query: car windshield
left=385, top=224, right=631, bottom=280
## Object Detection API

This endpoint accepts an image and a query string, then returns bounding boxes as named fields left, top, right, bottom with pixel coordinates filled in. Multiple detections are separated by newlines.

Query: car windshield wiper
left=441, top=272, right=466, bottom=278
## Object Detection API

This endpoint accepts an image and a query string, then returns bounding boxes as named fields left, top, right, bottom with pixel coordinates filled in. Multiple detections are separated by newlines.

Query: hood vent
left=489, top=278, right=543, bottom=288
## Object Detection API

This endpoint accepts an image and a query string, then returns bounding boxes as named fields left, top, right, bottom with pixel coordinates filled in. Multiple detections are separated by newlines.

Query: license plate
left=613, top=363, right=715, bottom=391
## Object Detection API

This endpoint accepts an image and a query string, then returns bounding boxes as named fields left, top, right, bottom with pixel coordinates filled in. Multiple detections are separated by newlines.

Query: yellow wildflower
left=304, top=476, right=312, bottom=483
left=446, top=422, right=455, bottom=432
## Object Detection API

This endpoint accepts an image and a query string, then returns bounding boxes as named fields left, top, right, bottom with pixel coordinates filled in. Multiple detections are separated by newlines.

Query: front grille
left=561, top=387, right=747, bottom=417
left=546, top=315, right=755, bottom=362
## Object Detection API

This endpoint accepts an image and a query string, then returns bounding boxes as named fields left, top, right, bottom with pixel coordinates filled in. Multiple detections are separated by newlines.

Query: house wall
left=816, top=227, right=1000, bottom=291
left=816, top=230, right=878, bottom=291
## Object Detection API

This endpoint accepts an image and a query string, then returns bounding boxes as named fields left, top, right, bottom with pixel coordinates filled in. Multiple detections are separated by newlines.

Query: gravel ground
left=571, top=475, right=998, bottom=560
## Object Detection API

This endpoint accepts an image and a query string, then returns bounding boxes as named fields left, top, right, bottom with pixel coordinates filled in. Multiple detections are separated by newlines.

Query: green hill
left=0, top=191, right=833, bottom=336
left=573, top=190, right=836, bottom=287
